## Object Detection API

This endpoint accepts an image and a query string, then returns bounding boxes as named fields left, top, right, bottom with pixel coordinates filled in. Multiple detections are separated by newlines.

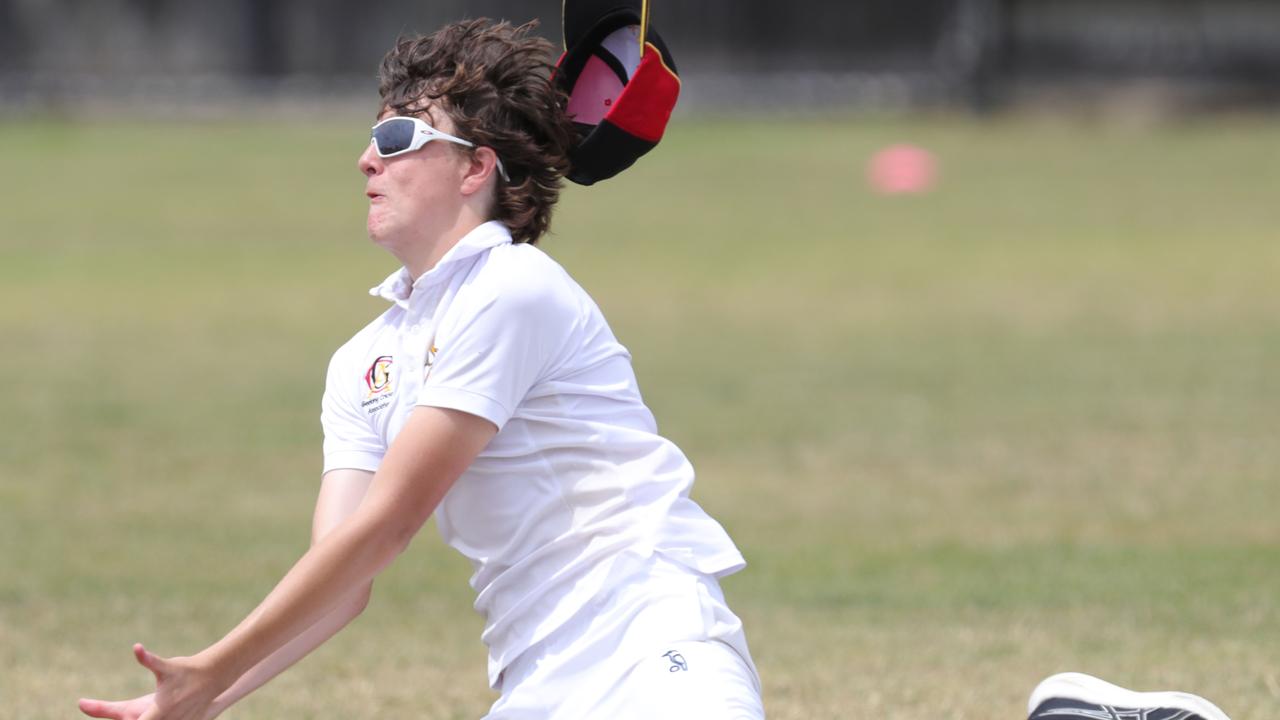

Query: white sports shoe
left=1027, top=672, right=1232, bottom=720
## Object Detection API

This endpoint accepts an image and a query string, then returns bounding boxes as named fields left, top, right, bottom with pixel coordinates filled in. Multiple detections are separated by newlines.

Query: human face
left=358, top=107, right=472, bottom=263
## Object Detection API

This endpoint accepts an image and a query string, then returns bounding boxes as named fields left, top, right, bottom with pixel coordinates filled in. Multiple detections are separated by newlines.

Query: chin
left=367, top=221, right=410, bottom=255
left=366, top=212, right=396, bottom=245
left=367, top=228, right=394, bottom=248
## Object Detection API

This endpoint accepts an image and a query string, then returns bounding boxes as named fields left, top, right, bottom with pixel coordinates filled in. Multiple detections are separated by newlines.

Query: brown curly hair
left=377, top=19, right=574, bottom=245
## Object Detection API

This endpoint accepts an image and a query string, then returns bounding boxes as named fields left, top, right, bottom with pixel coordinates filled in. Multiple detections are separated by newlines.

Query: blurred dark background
left=2, top=0, right=1279, bottom=115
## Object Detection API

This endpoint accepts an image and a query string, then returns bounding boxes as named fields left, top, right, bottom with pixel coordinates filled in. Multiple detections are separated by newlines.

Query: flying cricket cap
left=556, top=0, right=680, bottom=185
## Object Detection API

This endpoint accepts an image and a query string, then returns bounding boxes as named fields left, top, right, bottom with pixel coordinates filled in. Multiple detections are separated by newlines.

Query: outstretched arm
left=80, top=470, right=377, bottom=720
left=84, top=407, right=496, bottom=720
left=208, top=468, right=377, bottom=714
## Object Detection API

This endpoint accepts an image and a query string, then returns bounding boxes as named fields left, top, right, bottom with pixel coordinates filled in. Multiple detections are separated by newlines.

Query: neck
left=394, top=208, right=488, bottom=279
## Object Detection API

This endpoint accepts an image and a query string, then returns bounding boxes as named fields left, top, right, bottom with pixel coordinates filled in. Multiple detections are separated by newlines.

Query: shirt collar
left=369, top=221, right=513, bottom=308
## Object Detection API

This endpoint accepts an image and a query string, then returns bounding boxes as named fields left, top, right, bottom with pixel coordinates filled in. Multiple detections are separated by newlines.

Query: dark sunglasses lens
left=373, top=119, right=414, bottom=155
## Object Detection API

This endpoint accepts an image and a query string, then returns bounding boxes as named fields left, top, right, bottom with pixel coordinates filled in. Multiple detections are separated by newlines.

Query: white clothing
left=484, top=550, right=762, bottom=719
left=320, top=221, right=748, bottom=688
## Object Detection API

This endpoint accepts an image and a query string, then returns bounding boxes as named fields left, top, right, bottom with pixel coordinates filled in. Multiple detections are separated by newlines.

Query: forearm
left=189, top=409, right=491, bottom=699
left=198, top=512, right=407, bottom=688
left=208, top=584, right=371, bottom=717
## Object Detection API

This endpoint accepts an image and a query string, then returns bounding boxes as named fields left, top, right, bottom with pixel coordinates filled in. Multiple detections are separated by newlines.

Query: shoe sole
left=1028, top=672, right=1232, bottom=720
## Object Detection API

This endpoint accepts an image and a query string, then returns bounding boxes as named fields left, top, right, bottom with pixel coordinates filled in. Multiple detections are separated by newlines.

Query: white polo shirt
left=321, top=221, right=745, bottom=687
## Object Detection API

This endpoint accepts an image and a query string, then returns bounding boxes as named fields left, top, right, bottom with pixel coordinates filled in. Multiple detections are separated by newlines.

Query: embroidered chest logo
left=361, top=355, right=396, bottom=416
left=424, top=344, right=439, bottom=380
left=364, top=355, right=394, bottom=397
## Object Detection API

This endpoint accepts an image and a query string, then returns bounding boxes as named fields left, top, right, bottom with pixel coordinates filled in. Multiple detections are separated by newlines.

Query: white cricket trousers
left=482, top=551, right=765, bottom=719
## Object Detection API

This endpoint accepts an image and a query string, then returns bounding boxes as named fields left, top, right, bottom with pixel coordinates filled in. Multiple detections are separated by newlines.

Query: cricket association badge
left=364, top=355, right=394, bottom=398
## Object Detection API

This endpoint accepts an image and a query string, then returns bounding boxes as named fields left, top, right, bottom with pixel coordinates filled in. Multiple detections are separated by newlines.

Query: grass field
left=2, top=114, right=1278, bottom=719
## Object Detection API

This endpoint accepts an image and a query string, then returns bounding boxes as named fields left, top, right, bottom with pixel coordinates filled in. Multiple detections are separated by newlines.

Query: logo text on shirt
left=363, top=355, right=395, bottom=415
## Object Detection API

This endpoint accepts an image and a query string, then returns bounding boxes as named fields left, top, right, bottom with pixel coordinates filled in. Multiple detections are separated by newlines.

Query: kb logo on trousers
left=662, top=650, right=688, bottom=672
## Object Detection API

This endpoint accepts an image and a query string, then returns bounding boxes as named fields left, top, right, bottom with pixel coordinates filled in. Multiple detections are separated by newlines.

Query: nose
left=358, top=141, right=383, bottom=177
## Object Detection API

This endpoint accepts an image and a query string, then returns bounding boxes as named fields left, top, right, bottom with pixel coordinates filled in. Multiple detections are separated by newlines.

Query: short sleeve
left=417, top=265, right=578, bottom=429
left=320, top=347, right=387, bottom=474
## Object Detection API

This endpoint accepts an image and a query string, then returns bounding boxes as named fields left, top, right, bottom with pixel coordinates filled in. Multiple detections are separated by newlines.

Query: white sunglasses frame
left=370, top=116, right=509, bottom=182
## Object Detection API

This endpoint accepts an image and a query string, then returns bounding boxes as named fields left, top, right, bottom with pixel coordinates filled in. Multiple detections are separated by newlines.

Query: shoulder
left=459, top=242, right=588, bottom=319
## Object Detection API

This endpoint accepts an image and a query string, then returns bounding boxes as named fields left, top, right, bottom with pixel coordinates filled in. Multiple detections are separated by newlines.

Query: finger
left=133, top=643, right=169, bottom=679
left=77, top=698, right=123, bottom=719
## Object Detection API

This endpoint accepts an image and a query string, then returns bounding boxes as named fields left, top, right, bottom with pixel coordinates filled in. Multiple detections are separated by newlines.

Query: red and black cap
left=556, top=0, right=680, bottom=185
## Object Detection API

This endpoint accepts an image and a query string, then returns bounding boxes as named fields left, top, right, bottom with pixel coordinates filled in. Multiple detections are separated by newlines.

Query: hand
left=105, top=644, right=225, bottom=720
left=78, top=692, right=156, bottom=720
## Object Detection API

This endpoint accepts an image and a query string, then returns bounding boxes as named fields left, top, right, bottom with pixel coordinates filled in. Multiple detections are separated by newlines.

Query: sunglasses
left=370, top=116, right=509, bottom=181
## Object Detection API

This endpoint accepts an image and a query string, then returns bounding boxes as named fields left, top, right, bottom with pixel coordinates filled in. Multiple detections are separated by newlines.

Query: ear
left=459, top=146, right=502, bottom=197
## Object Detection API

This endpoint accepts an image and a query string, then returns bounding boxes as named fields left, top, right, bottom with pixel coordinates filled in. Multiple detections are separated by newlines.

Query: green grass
left=2, top=114, right=1279, bottom=718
